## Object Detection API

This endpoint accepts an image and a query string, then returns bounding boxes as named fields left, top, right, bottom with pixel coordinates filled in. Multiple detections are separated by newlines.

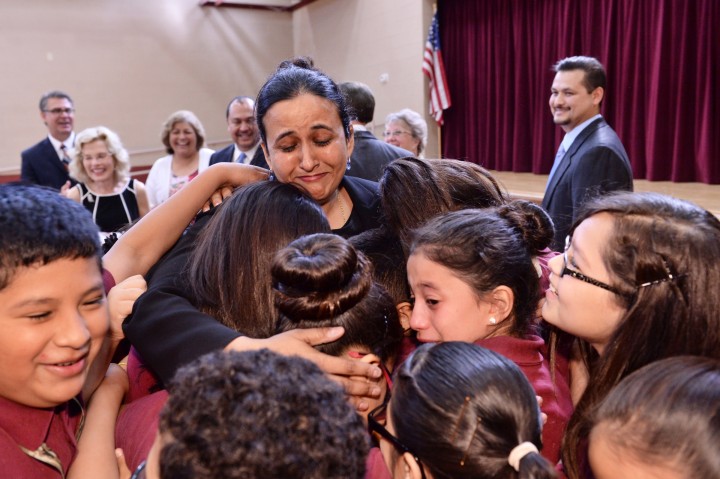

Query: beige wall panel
left=293, top=0, right=439, bottom=157
left=0, top=0, right=293, bottom=174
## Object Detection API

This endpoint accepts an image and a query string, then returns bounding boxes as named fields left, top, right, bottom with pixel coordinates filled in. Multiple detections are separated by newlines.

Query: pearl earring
left=489, top=317, right=497, bottom=325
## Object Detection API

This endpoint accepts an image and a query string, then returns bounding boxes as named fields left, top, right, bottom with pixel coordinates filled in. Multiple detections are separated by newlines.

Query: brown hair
left=559, top=192, right=720, bottom=478
left=273, top=233, right=403, bottom=364
left=188, top=182, right=330, bottom=338
left=380, top=157, right=508, bottom=255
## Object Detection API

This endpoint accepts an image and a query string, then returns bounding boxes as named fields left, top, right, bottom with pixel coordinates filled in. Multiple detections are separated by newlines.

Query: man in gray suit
left=209, top=96, right=268, bottom=169
left=542, top=56, right=633, bottom=250
left=339, top=82, right=412, bottom=182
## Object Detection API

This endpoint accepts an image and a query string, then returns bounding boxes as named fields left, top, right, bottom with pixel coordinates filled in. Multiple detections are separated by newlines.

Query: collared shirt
left=47, top=132, right=76, bottom=161
left=233, top=142, right=260, bottom=164
left=560, top=114, right=602, bottom=153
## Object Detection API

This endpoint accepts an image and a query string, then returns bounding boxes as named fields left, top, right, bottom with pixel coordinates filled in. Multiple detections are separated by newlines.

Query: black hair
left=350, top=226, right=410, bottom=304
left=590, top=356, right=720, bottom=478
left=159, top=349, right=369, bottom=479
left=338, top=81, right=375, bottom=124
left=379, top=157, right=508, bottom=255
left=273, top=233, right=403, bottom=364
left=553, top=56, right=607, bottom=93
left=558, top=192, right=720, bottom=479
left=409, top=201, right=554, bottom=338
left=189, top=181, right=330, bottom=338
left=391, top=342, right=557, bottom=479
left=255, top=57, right=352, bottom=146
left=225, top=95, right=254, bottom=119
left=0, top=183, right=101, bottom=290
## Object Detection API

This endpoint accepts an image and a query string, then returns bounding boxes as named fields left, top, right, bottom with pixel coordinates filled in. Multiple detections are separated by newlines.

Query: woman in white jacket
left=145, top=110, right=214, bottom=208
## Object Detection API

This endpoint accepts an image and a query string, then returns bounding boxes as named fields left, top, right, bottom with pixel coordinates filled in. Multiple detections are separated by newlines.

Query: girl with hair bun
left=406, top=200, right=572, bottom=464
left=374, top=341, right=558, bottom=479
left=273, top=233, right=404, bottom=417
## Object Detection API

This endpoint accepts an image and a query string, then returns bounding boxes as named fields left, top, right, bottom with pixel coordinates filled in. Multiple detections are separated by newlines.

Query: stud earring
left=489, top=317, right=497, bottom=325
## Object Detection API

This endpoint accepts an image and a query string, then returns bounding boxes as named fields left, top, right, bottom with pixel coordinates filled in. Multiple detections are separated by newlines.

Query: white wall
left=293, top=0, right=438, bottom=155
left=0, top=0, right=438, bottom=175
left=0, top=0, right=293, bottom=173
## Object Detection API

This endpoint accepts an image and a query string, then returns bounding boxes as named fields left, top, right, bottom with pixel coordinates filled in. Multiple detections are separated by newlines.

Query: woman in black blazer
left=123, top=58, right=384, bottom=393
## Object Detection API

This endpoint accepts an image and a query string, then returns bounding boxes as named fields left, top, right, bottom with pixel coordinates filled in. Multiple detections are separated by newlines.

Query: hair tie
left=507, top=441, right=538, bottom=472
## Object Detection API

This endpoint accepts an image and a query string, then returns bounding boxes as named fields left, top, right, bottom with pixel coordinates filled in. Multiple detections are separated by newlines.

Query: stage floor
left=490, top=170, right=720, bottom=218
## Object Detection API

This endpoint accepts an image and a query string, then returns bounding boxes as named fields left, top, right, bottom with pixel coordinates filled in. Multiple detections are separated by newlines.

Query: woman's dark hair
left=380, top=157, right=508, bottom=254
left=559, top=192, right=720, bottom=479
left=273, top=233, right=403, bottom=364
left=589, top=356, right=720, bottom=479
left=409, top=201, right=554, bottom=338
left=256, top=57, right=352, bottom=146
left=188, top=182, right=330, bottom=338
left=391, top=342, right=557, bottom=479
left=160, top=349, right=369, bottom=479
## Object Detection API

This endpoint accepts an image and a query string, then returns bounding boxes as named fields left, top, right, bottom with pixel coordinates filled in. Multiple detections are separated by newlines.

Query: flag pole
left=433, top=1, right=440, bottom=158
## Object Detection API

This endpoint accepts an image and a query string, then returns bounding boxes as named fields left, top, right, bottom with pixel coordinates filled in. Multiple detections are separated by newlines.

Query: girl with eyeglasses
left=372, top=341, right=557, bottom=479
left=541, top=192, right=720, bottom=479
left=405, top=201, right=573, bottom=466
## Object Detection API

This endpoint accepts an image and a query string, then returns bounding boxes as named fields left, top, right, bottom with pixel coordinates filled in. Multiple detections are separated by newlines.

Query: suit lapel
left=544, top=118, right=606, bottom=203
left=42, top=139, right=68, bottom=176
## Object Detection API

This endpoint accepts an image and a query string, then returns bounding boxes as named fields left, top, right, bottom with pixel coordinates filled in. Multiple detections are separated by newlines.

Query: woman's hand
left=226, top=327, right=383, bottom=411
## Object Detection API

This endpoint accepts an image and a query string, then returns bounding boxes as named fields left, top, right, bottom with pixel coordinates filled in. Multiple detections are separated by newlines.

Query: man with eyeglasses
left=209, top=96, right=268, bottom=169
left=339, top=82, right=413, bottom=182
left=21, top=90, right=77, bottom=190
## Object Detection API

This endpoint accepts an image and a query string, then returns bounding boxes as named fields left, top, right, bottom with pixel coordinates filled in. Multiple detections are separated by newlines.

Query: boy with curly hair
left=126, top=349, right=369, bottom=479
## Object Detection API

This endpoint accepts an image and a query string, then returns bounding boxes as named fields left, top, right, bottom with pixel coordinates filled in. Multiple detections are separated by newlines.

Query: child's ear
left=396, top=301, right=413, bottom=332
left=401, top=452, right=425, bottom=479
left=489, top=285, right=514, bottom=322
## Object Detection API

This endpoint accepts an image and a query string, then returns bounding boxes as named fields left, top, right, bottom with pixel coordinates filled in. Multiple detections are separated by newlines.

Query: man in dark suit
left=542, top=56, right=633, bottom=250
left=339, top=82, right=412, bottom=182
left=209, top=96, right=268, bottom=169
left=21, top=91, right=77, bottom=190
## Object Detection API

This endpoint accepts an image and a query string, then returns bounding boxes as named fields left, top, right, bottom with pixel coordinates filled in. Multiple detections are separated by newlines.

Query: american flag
left=422, top=10, right=451, bottom=125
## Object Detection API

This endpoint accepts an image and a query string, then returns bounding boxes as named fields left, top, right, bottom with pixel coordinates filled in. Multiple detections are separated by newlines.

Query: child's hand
left=115, top=449, right=132, bottom=479
left=107, top=275, right=147, bottom=341
left=96, top=363, right=130, bottom=399
left=201, top=185, right=235, bottom=212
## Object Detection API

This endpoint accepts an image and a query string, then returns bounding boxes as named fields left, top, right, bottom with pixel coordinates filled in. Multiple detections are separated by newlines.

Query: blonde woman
left=67, top=126, right=149, bottom=235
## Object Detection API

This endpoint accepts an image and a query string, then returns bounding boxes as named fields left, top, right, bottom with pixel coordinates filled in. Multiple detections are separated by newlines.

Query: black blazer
left=541, top=118, right=633, bottom=250
left=21, top=138, right=73, bottom=190
left=209, top=143, right=269, bottom=169
left=346, top=130, right=413, bottom=182
left=123, top=175, right=382, bottom=383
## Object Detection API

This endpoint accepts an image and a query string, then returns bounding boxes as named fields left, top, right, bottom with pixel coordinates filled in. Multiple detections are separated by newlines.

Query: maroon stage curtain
left=439, top=0, right=719, bottom=184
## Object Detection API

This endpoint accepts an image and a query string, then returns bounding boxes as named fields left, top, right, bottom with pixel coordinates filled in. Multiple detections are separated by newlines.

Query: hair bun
left=272, top=233, right=372, bottom=320
left=497, top=200, right=554, bottom=254
left=277, top=56, right=316, bottom=71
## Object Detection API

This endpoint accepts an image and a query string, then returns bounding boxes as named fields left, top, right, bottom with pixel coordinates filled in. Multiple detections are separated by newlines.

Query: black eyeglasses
left=43, top=108, right=75, bottom=115
left=368, top=399, right=427, bottom=479
left=561, top=235, right=625, bottom=296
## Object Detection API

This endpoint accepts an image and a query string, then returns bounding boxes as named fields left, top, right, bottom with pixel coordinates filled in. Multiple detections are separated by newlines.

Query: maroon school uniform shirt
left=0, top=395, right=84, bottom=478
left=115, top=390, right=169, bottom=471
left=475, top=334, right=572, bottom=465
